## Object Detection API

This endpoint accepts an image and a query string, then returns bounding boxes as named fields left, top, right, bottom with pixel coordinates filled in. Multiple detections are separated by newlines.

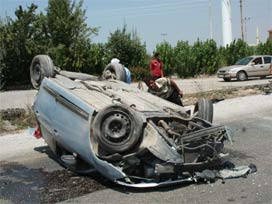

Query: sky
left=0, top=0, right=271, bottom=53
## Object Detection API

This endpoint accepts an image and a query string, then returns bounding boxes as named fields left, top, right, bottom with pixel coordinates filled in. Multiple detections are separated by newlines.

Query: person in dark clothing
left=144, top=77, right=183, bottom=106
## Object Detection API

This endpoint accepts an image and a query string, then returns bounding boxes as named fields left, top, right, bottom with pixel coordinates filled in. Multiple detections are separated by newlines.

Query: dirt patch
left=0, top=107, right=36, bottom=135
left=183, top=84, right=266, bottom=106
left=0, top=161, right=112, bottom=204
left=40, top=170, right=111, bottom=204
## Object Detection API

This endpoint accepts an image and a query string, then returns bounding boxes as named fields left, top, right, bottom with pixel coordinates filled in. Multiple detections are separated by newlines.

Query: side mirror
left=251, top=62, right=255, bottom=66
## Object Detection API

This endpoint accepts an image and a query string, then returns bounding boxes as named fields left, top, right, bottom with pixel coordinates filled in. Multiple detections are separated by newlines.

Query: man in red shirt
left=150, top=52, right=164, bottom=79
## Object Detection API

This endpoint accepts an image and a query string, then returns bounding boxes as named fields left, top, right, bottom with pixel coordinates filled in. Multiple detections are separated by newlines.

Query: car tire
left=237, top=71, right=247, bottom=81
left=194, top=98, right=213, bottom=123
left=92, top=104, right=143, bottom=153
left=103, top=63, right=126, bottom=82
left=30, top=55, right=56, bottom=89
left=223, top=77, right=231, bottom=82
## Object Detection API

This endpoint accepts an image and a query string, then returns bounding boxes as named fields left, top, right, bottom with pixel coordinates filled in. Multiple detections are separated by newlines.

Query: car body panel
left=217, top=55, right=272, bottom=80
left=116, top=177, right=193, bottom=188
left=34, top=78, right=127, bottom=180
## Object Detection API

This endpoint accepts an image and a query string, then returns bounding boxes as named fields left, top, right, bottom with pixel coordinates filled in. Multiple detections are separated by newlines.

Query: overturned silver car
left=31, top=55, right=234, bottom=187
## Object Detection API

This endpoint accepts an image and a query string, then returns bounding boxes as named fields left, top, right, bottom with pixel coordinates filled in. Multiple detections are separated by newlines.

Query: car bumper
left=217, top=73, right=237, bottom=78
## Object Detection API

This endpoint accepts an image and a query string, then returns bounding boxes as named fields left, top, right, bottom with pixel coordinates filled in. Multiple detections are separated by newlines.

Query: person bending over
left=144, top=77, right=183, bottom=106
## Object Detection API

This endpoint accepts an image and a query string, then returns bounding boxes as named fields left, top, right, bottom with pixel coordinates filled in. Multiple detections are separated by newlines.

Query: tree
left=190, top=39, right=204, bottom=76
left=81, top=43, right=106, bottom=75
left=201, top=39, right=218, bottom=74
left=155, top=41, right=175, bottom=76
left=105, top=25, right=147, bottom=68
left=46, top=0, right=98, bottom=71
left=256, top=39, right=272, bottom=55
left=1, top=0, right=100, bottom=89
left=174, top=40, right=192, bottom=78
left=223, top=39, right=251, bottom=65
left=0, top=4, right=43, bottom=88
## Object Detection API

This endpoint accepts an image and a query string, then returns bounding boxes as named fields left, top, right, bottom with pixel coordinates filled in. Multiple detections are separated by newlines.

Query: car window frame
left=235, top=57, right=253, bottom=65
left=252, top=57, right=263, bottom=65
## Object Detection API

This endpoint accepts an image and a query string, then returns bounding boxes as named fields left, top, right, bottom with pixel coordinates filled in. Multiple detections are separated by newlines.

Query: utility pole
left=244, top=17, right=251, bottom=43
left=240, top=0, right=245, bottom=41
left=161, top=33, right=167, bottom=41
left=256, top=26, right=260, bottom=45
left=221, top=0, right=232, bottom=46
left=209, top=0, right=213, bottom=39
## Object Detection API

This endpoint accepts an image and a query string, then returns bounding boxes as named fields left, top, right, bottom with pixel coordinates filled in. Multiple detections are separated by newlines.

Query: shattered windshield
left=234, top=57, right=253, bottom=65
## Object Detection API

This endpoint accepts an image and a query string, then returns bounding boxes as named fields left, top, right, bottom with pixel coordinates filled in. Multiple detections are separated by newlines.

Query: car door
left=250, top=57, right=266, bottom=76
left=263, top=56, right=272, bottom=75
left=52, top=87, right=94, bottom=154
left=246, top=57, right=262, bottom=77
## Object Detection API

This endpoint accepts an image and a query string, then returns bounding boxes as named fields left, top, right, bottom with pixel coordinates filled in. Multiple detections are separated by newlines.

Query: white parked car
left=217, top=55, right=272, bottom=81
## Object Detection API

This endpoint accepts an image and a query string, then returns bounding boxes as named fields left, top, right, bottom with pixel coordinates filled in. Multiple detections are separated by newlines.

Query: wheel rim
left=107, top=69, right=117, bottom=79
left=33, top=64, right=41, bottom=82
left=101, top=111, right=131, bottom=144
left=238, top=72, right=246, bottom=80
left=92, top=105, right=143, bottom=153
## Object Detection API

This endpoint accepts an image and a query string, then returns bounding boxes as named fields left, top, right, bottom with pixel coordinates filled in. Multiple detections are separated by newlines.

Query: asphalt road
left=1, top=76, right=271, bottom=110
left=0, top=94, right=271, bottom=204
left=57, top=94, right=272, bottom=204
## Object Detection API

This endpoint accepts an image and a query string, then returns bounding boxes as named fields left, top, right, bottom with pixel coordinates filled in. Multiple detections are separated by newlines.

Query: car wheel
left=237, top=71, right=247, bottom=81
left=92, top=105, right=143, bottom=153
left=223, top=77, right=231, bottom=82
left=103, top=63, right=126, bottom=82
left=30, top=55, right=56, bottom=89
left=194, top=98, right=213, bottom=123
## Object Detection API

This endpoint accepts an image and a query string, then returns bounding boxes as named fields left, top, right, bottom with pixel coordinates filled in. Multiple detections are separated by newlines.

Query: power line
left=91, top=1, right=207, bottom=17
left=92, top=4, right=208, bottom=19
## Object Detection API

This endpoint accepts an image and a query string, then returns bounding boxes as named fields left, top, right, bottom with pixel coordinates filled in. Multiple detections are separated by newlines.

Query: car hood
left=218, top=65, right=244, bottom=71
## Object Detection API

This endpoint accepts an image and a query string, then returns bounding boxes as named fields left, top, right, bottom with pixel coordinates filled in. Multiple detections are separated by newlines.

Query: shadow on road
left=1, top=145, right=257, bottom=204
left=31, top=146, right=196, bottom=202
left=34, top=146, right=57, bottom=162
left=217, top=76, right=272, bottom=83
